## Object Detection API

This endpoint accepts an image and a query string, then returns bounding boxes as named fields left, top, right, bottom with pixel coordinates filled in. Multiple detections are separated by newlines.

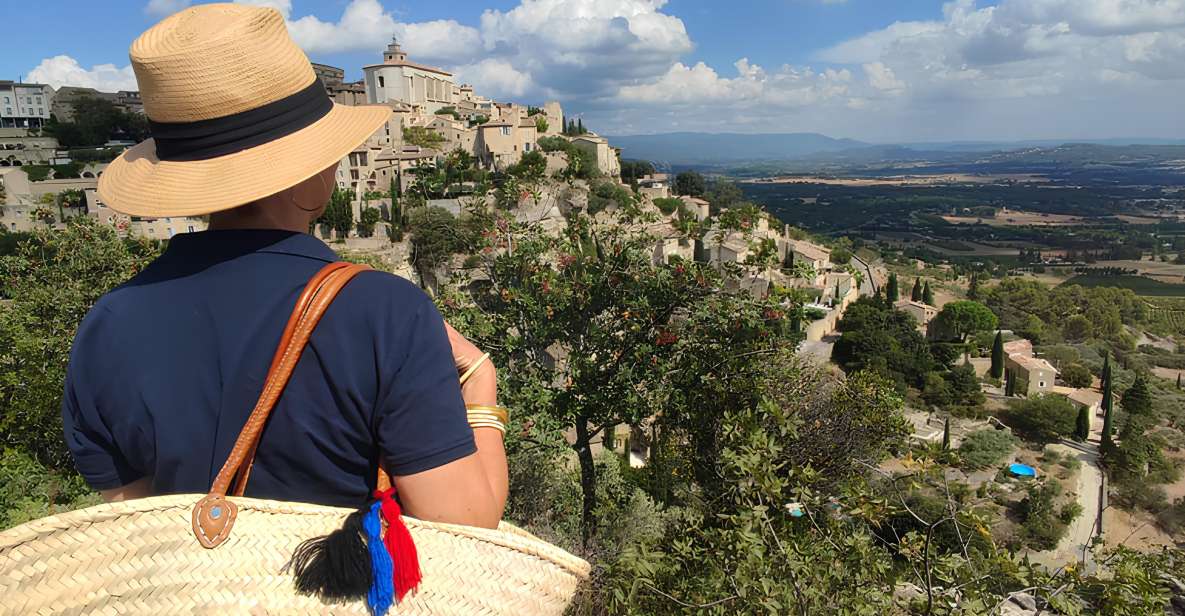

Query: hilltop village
left=4, top=33, right=1185, bottom=615
left=0, top=39, right=867, bottom=342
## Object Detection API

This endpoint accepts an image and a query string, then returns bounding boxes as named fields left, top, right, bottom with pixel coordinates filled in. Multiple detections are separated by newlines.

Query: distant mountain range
left=605, top=132, right=1185, bottom=166
left=605, top=132, right=865, bottom=164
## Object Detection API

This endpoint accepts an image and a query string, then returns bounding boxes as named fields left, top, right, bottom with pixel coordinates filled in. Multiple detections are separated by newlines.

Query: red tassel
left=373, top=488, right=422, bottom=601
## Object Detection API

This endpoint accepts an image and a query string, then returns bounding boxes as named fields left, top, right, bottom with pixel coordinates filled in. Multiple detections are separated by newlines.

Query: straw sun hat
left=97, top=3, right=391, bottom=218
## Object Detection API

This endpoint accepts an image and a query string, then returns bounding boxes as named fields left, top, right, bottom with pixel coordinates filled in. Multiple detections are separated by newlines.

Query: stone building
left=1, top=81, right=52, bottom=128
left=570, top=134, right=621, bottom=178
left=363, top=39, right=456, bottom=114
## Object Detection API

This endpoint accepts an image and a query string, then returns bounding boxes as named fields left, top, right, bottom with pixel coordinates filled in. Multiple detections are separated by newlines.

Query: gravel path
left=1030, top=440, right=1102, bottom=572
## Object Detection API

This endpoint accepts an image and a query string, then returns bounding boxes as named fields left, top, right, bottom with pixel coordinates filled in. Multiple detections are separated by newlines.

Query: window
left=1038, top=381, right=1046, bottom=388
left=188, top=225, right=195, bottom=233
left=501, top=126, right=511, bottom=136
left=37, top=108, right=42, bottom=115
left=2, top=97, right=8, bottom=103
left=378, top=76, right=385, bottom=88
left=35, top=96, right=42, bottom=104
left=524, top=142, right=532, bottom=152
left=4, top=108, right=10, bottom=115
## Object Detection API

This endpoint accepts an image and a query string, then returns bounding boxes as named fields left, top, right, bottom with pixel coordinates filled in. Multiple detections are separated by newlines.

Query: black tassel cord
left=285, top=509, right=372, bottom=601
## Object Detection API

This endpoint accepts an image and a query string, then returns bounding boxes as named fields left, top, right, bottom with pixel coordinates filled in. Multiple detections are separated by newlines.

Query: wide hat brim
left=98, top=103, right=390, bottom=218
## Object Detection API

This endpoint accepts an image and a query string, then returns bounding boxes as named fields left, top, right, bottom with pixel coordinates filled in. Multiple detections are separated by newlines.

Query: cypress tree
left=1122, top=373, right=1153, bottom=417
left=922, top=281, right=935, bottom=305
left=834, top=281, right=841, bottom=305
left=911, top=278, right=923, bottom=302
left=990, top=331, right=1004, bottom=379
left=967, top=272, right=980, bottom=300
left=1101, top=354, right=1115, bottom=450
left=577, top=118, right=585, bottom=134
left=1177, top=373, right=1181, bottom=389
left=886, top=273, right=899, bottom=302
left=1075, top=405, right=1091, bottom=441
left=941, top=417, right=951, bottom=451
left=1005, top=368, right=1015, bottom=397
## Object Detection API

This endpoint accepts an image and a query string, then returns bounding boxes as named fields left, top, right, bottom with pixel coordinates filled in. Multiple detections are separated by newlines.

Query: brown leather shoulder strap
left=193, top=262, right=371, bottom=548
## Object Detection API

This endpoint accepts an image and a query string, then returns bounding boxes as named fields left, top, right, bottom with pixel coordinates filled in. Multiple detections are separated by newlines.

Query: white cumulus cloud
left=27, top=55, right=138, bottom=92
left=454, top=59, right=536, bottom=99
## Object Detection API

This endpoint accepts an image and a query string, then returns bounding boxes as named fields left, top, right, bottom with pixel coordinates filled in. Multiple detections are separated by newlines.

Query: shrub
left=1006, top=395, right=1078, bottom=444
left=1015, top=481, right=1069, bottom=551
left=537, top=136, right=571, bottom=153
left=1060, top=364, right=1093, bottom=388
left=587, top=181, right=631, bottom=215
left=958, top=428, right=1019, bottom=469
left=0, top=448, right=100, bottom=530
left=652, top=197, right=683, bottom=216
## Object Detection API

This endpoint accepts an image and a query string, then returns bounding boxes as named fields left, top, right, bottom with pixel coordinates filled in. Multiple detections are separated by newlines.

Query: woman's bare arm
left=100, top=476, right=153, bottom=502
left=396, top=324, right=508, bottom=528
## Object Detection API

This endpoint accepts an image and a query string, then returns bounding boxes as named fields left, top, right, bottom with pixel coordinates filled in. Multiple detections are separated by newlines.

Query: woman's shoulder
left=341, top=269, right=438, bottom=318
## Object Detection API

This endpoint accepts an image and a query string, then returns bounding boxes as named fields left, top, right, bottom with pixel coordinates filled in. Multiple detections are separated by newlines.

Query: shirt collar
left=164, top=229, right=339, bottom=264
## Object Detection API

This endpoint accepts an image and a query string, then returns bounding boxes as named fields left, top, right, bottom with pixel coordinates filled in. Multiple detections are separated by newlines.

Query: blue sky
left=8, top=0, right=1185, bottom=141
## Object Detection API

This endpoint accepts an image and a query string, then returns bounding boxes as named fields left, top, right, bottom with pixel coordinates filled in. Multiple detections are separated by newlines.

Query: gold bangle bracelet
left=468, top=420, right=506, bottom=434
left=468, top=417, right=508, bottom=430
left=466, top=405, right=509, bottom=424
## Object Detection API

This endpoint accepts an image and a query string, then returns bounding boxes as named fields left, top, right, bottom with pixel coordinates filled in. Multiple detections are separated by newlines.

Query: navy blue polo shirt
left=61, top=229, right=475, bottom=508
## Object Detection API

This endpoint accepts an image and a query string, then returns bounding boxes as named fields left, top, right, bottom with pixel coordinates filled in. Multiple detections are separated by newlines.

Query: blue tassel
left=364, top=501, right=394, bottom=616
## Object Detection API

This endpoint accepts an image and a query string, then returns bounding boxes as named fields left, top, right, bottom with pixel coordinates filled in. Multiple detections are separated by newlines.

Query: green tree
left=534, top=116, right=548, bottom=134
left=1101, top=354, right=1115, bottom=450
left=1005, top=368, right=1016, bottom=396
left=958, top=428, right=1018, bottom=469
left=576, top=118, right=585, bottom=134
left=673, top=171, right=706, bottom=197
left=1007, top=394, right=1078, bottom=445
left=313, top=188, right=355, bottom=239
left=437, top=212, right=799, bottom=544
left=1120, top=372, right=1153, bottom=418
left=356, top=204, right=382, bottom=238
left=990, top=331, right=1005, bottom=379
left=942, top=416, right=951, bottom=450
left=407, top=206, right=462, bottom=289
left=1060, top=364, right=1092, bottom=389
left=886, top=272, right=899, bottom=302
left=931, top=300, right=999, bottom=342
left=967, top=271, right=981, bottom=300
left=1063, top=314, right=1094, bottom=342
left=832, top=295, right=935, bottom=390
left=507, top=150, right=547, bottom=183
left=0, top=219, right=159, bottom=471
left=45, top=96, right=148, bottom=147
left=922, top=281, right=935, bottom=305
left=705, top=179, right=743, bottom=210
left=911, top=277, right=923, bottom=302
left=1075, top=405, right=1091, bottom=441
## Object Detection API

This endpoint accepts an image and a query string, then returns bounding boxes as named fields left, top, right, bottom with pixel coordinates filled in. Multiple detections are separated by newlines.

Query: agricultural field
left=1061, top=274, right=1185, bottom=296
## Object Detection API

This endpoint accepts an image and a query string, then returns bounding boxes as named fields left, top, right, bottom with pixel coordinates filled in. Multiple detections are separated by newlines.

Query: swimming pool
left=1009, top=463, right=1037, bottom=478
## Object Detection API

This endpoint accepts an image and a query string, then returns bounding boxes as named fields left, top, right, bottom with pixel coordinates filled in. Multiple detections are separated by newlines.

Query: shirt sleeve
left=61, top=348, right=143, bottom=491
left=374, top=288, right=476, bottom=476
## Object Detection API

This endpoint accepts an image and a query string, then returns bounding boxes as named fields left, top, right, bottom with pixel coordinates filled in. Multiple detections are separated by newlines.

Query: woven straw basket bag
left=0, top=263, right=590, bottom=615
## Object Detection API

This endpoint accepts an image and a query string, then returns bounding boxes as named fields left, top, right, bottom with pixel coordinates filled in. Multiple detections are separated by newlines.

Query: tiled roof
left=789, top=239, right=831, bottom=262
left=1003, top=339, right=1033, bottom=357
left=1009, top=353, right=1057, bottom=374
